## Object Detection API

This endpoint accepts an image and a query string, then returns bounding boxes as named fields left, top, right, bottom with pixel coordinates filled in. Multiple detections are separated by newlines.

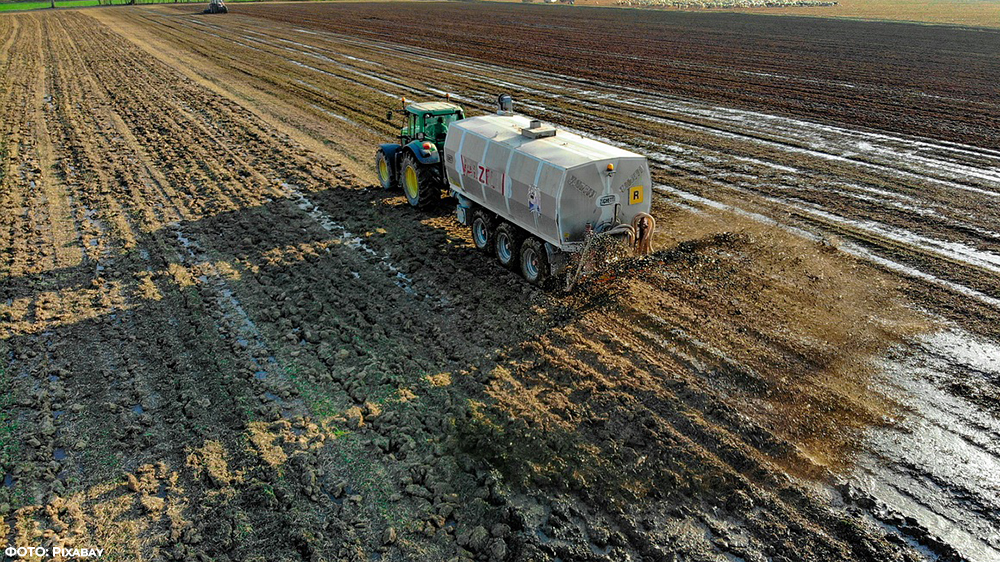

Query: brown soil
left=1, top=4, right=997, bottom=562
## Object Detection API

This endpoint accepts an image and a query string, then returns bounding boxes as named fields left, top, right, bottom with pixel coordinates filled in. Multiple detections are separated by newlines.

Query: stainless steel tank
left=443, top=114, right=652, bottom=252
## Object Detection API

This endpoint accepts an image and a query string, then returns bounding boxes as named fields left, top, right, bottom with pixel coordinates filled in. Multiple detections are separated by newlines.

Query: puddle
left=171, top=225, right=296, bottom=417
left=855, top=328, right=1000, bottom=562
left=53, top=448, right=66, bottom=461
left=3, top=473, right=14, bottom=488
left=132, top=404, right=144, bottom=415
left=325, top=484, right=356, bottom=506
left=786, top=203, right=1000, bottom=274
left=306, top=102, right=362, bottom=128
left=535, top=528, right=553, bottom=544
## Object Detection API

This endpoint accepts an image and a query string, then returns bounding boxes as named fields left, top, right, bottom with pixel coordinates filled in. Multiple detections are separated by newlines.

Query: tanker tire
left=494, top=222, right=523, bottom=270
left=375, top=149, right=396, bottom=190
left=400, top=152, right=441, bottom=209
left=470, top=209, right=494, bottom=253
left=520, top=237, right=550, bottom=286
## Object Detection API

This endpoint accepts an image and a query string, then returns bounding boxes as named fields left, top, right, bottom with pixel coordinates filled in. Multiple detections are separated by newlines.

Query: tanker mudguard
left=405, top=140, right=441, bottom=166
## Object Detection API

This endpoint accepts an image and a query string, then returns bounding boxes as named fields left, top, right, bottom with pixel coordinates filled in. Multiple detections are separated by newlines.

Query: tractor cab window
left=424, top=112, right=460, bottom=141
left=407, top=113, right=419, bottom=137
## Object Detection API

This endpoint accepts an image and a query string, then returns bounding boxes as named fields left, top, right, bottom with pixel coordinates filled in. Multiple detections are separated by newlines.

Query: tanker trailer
left=443, top=96, right=655, bottom=286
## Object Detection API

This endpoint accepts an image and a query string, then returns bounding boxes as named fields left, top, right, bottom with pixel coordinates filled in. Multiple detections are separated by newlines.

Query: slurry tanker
left=376, top=94, right=655, bottom=286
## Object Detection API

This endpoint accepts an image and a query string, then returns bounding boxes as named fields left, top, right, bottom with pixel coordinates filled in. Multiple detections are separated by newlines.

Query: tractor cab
left=396, top=101, right=464, bottom=150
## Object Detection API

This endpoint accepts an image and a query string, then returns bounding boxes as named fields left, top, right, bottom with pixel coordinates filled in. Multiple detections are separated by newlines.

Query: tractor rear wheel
left=494, top=222, right=523, bottom=270
left=400, top=152, right=440, bottom=209
left=375, top=149, right=396, bottom=190
left=520, top=237, right=550, bottom=286
left=470, top=209, right=494, bottom=253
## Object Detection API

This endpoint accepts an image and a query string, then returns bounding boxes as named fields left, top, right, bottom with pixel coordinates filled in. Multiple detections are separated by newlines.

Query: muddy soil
left=1, top=5, right=998, bottom=562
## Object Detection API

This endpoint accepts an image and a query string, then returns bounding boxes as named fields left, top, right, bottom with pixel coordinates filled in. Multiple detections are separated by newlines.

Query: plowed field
left=2, top=4, right=999, bottom=562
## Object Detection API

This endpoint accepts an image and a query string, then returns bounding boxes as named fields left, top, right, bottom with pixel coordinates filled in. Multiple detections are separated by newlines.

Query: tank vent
left=521, top=120, right=556, bottom=139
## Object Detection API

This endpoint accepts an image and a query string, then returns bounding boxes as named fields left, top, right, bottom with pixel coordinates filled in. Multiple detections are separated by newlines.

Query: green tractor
left=376, top=99, right=464, bottom=208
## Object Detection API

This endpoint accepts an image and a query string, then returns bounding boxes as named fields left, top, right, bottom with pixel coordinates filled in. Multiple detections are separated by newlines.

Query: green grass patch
left=0, top=350, right=25, bottom=506
left=0, top=0, right=103, bottom=11
left=332, top=433, right=407, bottom=527
left=0, top=0, right=299, bottom=10
left=0, top=358, right=18, bottom=468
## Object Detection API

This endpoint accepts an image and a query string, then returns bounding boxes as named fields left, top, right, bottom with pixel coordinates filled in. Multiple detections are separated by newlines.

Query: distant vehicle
left=203, top=0, right=227, bottom=14
left=375, top=95, right=655, bottom=286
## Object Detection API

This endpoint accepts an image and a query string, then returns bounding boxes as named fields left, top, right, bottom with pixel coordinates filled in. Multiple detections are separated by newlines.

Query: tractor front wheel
left=375, top=149, right=396, bottom=190
left=400, top=152, right=440, bottom=209
left=520, top=237, right=550, bottom=286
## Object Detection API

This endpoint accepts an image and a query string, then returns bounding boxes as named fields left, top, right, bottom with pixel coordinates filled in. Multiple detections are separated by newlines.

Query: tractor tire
left=375, top=148, right=396, bottom=190
left=494, top=222, right=523, bottom=270
left=399, top=152, right=441, bottom=209
left=470, top=208, right=494, bottom=253
left=520, top=237, right=550, bottom=286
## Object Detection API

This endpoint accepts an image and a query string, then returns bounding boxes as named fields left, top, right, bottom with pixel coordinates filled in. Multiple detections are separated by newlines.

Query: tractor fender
left=404, top=140, right=441, bottom=166
left=379, top=143, right=402, bottom=168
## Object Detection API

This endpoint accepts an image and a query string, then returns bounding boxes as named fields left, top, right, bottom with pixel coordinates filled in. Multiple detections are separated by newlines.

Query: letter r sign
left=629, top=186, right=643, bottom=205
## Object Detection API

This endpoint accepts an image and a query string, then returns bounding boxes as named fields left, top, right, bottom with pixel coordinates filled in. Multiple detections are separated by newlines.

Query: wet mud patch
left=570, top=203, right=932, bottom=472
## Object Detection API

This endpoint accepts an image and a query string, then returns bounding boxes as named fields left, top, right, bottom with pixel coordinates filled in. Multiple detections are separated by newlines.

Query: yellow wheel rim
left=378, top=159, right=389, bottom=185
left=404, top=166, right=419, bottom=200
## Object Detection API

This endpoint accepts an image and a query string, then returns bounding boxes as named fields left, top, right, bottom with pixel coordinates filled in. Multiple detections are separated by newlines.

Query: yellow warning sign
left=628, top=186, right=643, bottom=205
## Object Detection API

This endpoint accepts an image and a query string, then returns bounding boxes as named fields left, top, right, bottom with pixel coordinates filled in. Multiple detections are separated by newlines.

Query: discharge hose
left=632, top=212, right=655, bottom=255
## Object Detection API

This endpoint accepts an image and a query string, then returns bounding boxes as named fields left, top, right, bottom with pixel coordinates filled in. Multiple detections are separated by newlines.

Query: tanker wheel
left=470, top=209, right=494, bottom=253
left=494, top=222, right=523, bottom=270
left=375, top=149, right=396, bottom=190
left=520, top=237, right=550, bottom=286
left=400, top=152, right=440, bottom=209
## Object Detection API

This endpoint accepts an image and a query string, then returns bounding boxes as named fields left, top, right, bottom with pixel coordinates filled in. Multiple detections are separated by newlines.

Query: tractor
left=203, top=0, right=227, bottom=14
left=375, top=99, right=464, bottom=208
